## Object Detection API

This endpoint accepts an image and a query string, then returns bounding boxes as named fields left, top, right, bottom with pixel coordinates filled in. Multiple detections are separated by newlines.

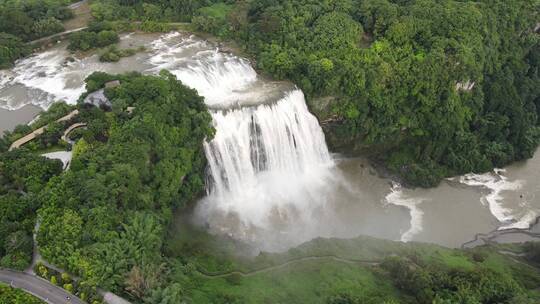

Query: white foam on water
left=0, top=32, right=165, bottom=111
left=0, top=71, right=12, bottom=87
left=196, top=90, right=337, bottom=247
left=459, top=169, right=523, bottom=226
left=147, top=33, right=258, bottom=107
left=1, top=32, right=263, bottom=111
left=499, top=210, right=537, bottom=230
left=9, top=49, right=86, bottom=109
left=385, top=182, right=424, bottom=242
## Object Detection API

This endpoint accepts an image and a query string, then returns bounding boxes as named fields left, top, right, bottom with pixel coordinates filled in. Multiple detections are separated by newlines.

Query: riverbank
left=165, top=227, right=540, bottom=303
left=0, top=105, right=41, bottom=135
left=463, top=215, right=540, bottom=248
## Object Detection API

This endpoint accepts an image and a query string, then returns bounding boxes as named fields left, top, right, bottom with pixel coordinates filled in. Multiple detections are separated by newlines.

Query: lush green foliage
left=99, top=45, right=145, bottom=62
left=0, top=0, right=75, bottom=67
left=0, top=33, right=30, bottom=69
left=33, top=72, right=214, bottom=301
left=0, top=150, right=63, bottom=270
left=68, top=26, right=119, bottom=51
left=163, top=228, right=540, bottom=304
left=195, top=0, right=540, bottom=186
left=0, top=283, right=45, bottom=304
left=192, top=3, right=234, bottom=37
left=34, top=262, right=103, bottom=303
left=382, top=256, right=523, bottom=303
left=90, top=0, right=230, bottom=23
left=0, top=0, right=73, bottom=41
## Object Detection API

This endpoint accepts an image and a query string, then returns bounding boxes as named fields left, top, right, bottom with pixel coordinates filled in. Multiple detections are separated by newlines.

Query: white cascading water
left=0, top=32, right=439, bottom=249
left=3, top=32, right=539, bottom=250
left=205, top=90, right=331, bottom=196
left=196, top=90, right=339, bottom=249
left=148, top=33, right=259, bottom=108
left=197, top=90, right=340, bottom=248
left=147, top=34, right=355, bottom=250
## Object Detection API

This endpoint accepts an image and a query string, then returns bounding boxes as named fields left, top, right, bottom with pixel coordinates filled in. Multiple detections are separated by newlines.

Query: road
left=0, top=269, right=85, bottom=304
left=29, top=27, right=88, bottom=45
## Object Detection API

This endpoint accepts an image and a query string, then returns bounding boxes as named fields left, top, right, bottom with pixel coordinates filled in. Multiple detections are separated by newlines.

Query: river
left=1, top=32, right=538, bottom=252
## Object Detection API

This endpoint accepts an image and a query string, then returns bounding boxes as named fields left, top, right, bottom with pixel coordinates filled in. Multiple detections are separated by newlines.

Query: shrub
left=32, top=17, right=64, bottom=38
left=99, top=46, right=143, bottom=62
left=68, top=30, right=119, bottom=51
left=96, top=30, right=119, bottom=47
left=0, top=33, right=30, bottom=69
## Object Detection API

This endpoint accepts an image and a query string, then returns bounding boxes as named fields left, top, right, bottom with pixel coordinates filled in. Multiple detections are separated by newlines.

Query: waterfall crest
left=205, top=90, right=332, bottom=196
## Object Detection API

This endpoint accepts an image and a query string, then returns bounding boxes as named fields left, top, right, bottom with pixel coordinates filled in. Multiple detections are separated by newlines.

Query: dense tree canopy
left=90, top=0, right=231, bottom=23
left=0, top=33, right=30, bottom=69
left=194, top=0, right=540, bottom=186
left=0, top=0, right=73, bottom=41
left=0, top=150, right=63, bottom=270
left=33, top=71, right=214, bottom=298
left=0, top=0, right=75, bottom=67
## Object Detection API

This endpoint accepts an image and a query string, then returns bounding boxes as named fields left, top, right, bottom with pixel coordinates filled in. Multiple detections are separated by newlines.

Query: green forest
left=0, top=283, right=45, bottom=304
left=1, top=0, right=540, bottom=303
left=0, top=0, right=77, bottom=68
left=74, top=0, right=540, bottom=186
left=189, top=0, right=540, bottom=186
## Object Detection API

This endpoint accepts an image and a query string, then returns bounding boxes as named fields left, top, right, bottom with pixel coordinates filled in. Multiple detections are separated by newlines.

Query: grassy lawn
left=188, top=259, right=402, bottom=304
left=167, top=214, right=540, bottom=302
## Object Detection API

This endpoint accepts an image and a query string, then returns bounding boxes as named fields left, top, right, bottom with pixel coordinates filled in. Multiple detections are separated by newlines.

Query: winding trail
left=196, top=255, right=381, bottom=278
left=8, top=110, right=79, bottom=151
left=28, top=22, right=190, bottom=46
left=29, top=27, right=88, bottom=45
left=462, top=215, right=540, bottom=248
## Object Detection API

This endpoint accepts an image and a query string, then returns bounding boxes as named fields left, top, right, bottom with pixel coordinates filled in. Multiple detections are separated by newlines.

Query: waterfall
left=0, top=31, right=346, bottom=249
left=148, top=33, right=340, bottom=248
left=205, top=90, right=332, bottom=196
left=148, top=33, right=258, bottom=108
left=196, top=90, right=337, bottom=246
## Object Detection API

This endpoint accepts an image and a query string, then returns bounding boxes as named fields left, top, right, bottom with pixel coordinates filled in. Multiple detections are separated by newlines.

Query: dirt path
left=196, top=256, right=381, bottom=278
left=64, top=0, right=93, bottom=31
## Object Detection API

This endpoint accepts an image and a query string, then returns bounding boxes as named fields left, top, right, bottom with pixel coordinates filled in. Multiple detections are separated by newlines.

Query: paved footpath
left=0, top=269, right=85, bottom=304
